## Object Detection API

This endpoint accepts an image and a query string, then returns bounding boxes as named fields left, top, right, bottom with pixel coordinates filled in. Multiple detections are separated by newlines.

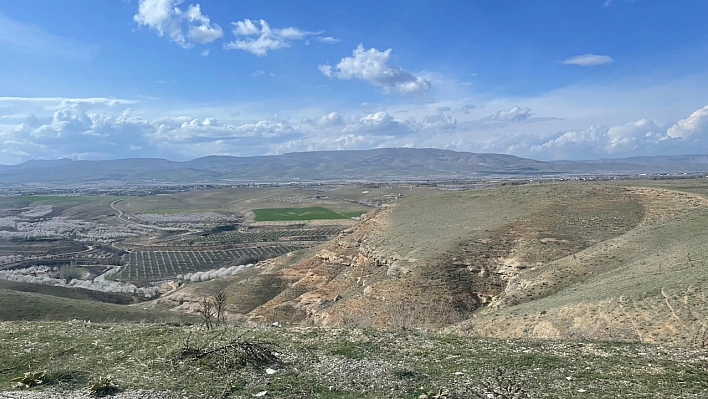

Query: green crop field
left=253, top=206, right=354, bottom=221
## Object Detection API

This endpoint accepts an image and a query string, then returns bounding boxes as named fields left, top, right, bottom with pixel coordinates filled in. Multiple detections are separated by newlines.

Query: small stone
left=253, top=391, right=268, bottom=397
left=265, top=368, right=277, bottom=375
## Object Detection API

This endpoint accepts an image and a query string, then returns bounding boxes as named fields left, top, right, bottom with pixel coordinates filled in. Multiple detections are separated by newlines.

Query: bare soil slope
left=155, top=181, right=708, bottom=344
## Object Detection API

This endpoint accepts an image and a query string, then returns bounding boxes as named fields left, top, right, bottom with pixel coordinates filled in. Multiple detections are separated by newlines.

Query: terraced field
left=117, top=245, right=301, bottom=281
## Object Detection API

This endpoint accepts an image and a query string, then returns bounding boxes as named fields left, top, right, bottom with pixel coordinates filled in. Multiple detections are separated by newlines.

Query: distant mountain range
left=1, top=148, right=708, bottom=186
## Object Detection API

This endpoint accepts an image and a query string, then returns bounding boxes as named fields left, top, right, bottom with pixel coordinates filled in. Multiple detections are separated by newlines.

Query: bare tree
left=197, top=296, right=214, bottom=330
left=214, top=290, right=228, bottom=325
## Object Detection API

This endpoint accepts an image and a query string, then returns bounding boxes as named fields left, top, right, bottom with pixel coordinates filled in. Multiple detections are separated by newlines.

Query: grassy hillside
left=0, top=280, right=193, bottom=323
left=1, top=322, right=707, bottom=398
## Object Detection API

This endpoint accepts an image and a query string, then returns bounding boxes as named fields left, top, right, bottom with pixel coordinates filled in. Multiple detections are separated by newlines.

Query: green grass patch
left=329, top=340, right=381, bottom=359
left=253, top=206, right=348, bottom=221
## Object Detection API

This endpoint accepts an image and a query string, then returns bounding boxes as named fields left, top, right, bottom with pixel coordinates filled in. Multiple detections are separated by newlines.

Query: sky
left=0, top=0, right=707, bottom=164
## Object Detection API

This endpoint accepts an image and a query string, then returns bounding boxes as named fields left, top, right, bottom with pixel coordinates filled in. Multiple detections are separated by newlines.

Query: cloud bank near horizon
left=2, top=97, right=708, bottom=165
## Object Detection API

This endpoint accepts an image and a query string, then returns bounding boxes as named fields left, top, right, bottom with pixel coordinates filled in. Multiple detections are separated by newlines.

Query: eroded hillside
left=154, top=181, right=708, bottom=344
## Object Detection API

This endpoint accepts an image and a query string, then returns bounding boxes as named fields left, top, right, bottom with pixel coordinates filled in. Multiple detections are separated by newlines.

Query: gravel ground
left=0, top=390, right=177, bottom=399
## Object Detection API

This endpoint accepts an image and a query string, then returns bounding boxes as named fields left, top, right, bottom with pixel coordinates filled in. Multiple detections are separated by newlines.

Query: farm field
left=252, top=206, right=358, bottom=221
left=117, top=186, right=375, bottom=217
left=196, top=228, right=340, bottom=243
left=117, top=245, right=302, bottom=281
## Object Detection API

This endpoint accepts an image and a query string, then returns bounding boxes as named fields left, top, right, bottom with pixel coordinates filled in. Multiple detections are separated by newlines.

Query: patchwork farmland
left=117, top=245, right=301, bottom=281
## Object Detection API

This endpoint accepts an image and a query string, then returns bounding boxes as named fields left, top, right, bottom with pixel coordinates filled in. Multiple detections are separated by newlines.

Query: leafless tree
left=214, top=290, right=228, bottom=325
left=197, top=296, right=215, bottom=330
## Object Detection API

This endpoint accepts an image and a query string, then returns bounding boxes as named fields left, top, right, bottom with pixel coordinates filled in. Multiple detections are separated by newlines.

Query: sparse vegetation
left=11, top=371, right=45, bottom=389
left=2, top=322, right=708, bottom=398
left=89, top=376, right=118, bottom=397
left=4, top=179, right=708, bottom=397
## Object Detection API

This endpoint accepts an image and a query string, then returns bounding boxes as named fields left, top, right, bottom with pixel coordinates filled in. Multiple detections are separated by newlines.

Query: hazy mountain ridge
left=2, top=149, right=708, bottom=185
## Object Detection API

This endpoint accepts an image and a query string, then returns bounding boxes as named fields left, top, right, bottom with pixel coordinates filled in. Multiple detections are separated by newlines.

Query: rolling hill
left=155, top=178, right=708, bottom=345
left=3, top=148, right=708, bottom=186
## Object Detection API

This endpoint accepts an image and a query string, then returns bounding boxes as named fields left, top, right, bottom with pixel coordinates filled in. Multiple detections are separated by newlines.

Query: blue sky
left=0, top=0, right=707, bottom=164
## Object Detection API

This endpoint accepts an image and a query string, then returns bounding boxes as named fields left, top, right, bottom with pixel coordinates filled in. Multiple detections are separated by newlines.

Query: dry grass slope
left=154, top=180, right=708, bottom=346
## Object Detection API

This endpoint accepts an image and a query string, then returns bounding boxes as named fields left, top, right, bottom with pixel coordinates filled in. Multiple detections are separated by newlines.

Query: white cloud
left=476, top=104, right=708, bottom=160
left=456, top=106, right=561, bottom=131
left=224, top=19, right=320, bottom=56
left=319, top=44, right=431, bottom=95
left=0, top=102, right=304, bottom=163
left=318, top=65, right=332, bottom=77
left=134, top=0, right=187, bottom=47
left=483, top=106, right=532, bottom=123
left=318, top=36, right=340, bottom=44
left=667, top=105, right=708, bottom=139
left=563, top=54, right=614, bottom=66
left=184, top=4, right=223, bottom=43
left=133, top=0, right=222, bottom=48
left=302, top=112, right=345, bottom=128
left=4, top=94, right=708, bottom=165
left=343, top=111, right=410, bottom=135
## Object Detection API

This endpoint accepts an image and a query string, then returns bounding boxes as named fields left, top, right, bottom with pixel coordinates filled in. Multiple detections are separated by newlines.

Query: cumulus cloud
left=5, top=99, right=708, bottom=165
left=421, top=107, right=456, bottom=131
left=563, top=54, right=614, bottom=66
left=319, top=44, right=431, bottom=95
left=0, top=103, right=302, bottom=164
left=341, top=111, right=414, bottom=136
left=1, top=108, right=152, bottom=163
left=302, top=112, right=345, bottom=128
left=667, top=105, right=708, bottom=139
left=477, top=104, right=708, bottom=160
left=133, top=0, right=223, bottom=48
left=482, top=106, right=533, bottom=123
left=223, top=19, right=320, bottom=56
